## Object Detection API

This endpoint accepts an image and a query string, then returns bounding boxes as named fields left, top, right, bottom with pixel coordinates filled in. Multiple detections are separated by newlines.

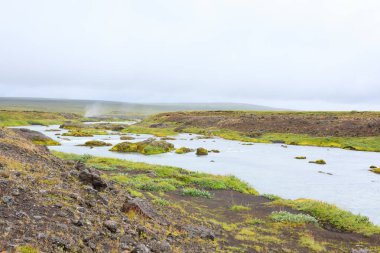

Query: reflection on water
left=16, top=124, right=380, bottom=225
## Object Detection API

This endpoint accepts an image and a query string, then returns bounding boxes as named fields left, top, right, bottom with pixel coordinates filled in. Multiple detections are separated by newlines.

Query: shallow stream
left=17, top=123, right=380, bottom=225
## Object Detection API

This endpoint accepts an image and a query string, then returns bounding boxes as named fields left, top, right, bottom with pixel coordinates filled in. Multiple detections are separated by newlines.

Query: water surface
left=18, top=124, right=380, bottom=225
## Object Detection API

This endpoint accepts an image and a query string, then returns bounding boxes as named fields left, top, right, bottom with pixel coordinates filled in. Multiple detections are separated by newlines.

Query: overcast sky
left=0, top=0, right=379, bottom=110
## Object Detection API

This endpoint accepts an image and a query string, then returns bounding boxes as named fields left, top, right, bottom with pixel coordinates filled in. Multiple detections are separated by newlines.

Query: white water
left=17, top=124, right=380, bottom=225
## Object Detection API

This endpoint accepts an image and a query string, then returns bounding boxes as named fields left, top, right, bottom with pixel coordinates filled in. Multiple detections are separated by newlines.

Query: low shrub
left=152, top=197, right=171, bottom=206
left=270, top=211, right=318, bottom=225
left=181, top=188, right=212, bottom=198
left=261, top=193, right=281, bottom=201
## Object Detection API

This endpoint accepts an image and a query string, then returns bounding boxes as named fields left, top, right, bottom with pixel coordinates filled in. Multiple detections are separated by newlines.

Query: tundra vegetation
left=60, top=122, right=128, bottom=137
left=1, top=110, right=380, bottom=252
left=120, top=135, right=135, bottom=140
left=309, top=160, right=327, bottom=165
left=51, top=153, right=380, bottom=251
left=110, top=138, right=174, bottom=155
left=175, top=147, right=194, bottom=154
left=0, top=110, right=81, bottom=126
left=369, top=168, right=380, bottom=174
left=123, top=111, right=380, bottom=152
left=196, top=147, right=209, bottom=156
left=81, top=140, right=112, bottom=147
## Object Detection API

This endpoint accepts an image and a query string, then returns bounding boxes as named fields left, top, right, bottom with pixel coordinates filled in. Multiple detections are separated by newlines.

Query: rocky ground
left=0, top=128, right=216, bottom=252
left=1, top=127, right=380, bottom=252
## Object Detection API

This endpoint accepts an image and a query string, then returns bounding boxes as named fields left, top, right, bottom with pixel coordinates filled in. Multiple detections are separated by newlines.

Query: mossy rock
left=343, top=146, right=357, bottom=150
left=110, top=138, right=174, bottom=155
left=196, top=147, right=208, bottom=156
left=210, top=149, right=220, bottom=153
left=120, top=136, right=135, bottom=140
left=175, top=147, right=194, bottom=154
left=161, top=137, right=176, bottom=140
left=295, top=156, right=307, bottom=159
left=369, top=168, right=380, bottom=174
left=14, top=128, right=60, bottom=146
left=62, top=131, right=93, bottom=137
left=83, top=140, right=112, bottom=147
left=369, top=165, right=377, bottom=169
left=309, top=159, right=326, bottom=165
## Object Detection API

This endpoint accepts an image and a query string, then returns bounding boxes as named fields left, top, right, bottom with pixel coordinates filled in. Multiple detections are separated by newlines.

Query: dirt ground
left=152, top=111, right=380, bottom=137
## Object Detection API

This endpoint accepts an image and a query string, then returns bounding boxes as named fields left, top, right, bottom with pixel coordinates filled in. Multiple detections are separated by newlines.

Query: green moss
left=53, top=152, right=258, bottom=196
left=245, top=218, right=265, bottom=225
left=181, top=188, right=212, bottom=198
left=127, top=188, right=144, bottom=198
left=152, top=197, right=171, bottom=206
left=62, top=129, right=108, bottom=137
left=175, top=147, right=194, bottom=154
left=122, top=125, right=177, bottom=137
left=120, top=136, right=135, bottom=140
left=32, top=139, right=61, bottom=146
left=295, top=156, right=307, bottom=159
left=82, top=140, right=112, bottom=146
left=270, top=198, right=380, bottom=236
left=110, top=138, right=174, bottom=155
left=309, top=160, right=326, bottom=165
left=16, top=245, right=39, bottom=253
left=110, top=174, right=178, bottom=192
left=196, top=147, right=208, bottom=156
left=230, top=205, right=251, bottom=211
left=299, top=235, right=326, bottom=252
left=369, top=168, right=380, bottom=174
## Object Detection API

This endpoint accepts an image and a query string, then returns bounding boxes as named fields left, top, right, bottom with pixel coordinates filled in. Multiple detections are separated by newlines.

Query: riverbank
left=124, top=111, right=380, bottom=152
left=16, top=122, right=380, bottom=225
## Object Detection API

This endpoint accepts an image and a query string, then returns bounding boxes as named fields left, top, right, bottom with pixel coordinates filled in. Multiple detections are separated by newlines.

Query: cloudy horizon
left=1, top=0, right=380, bottom=110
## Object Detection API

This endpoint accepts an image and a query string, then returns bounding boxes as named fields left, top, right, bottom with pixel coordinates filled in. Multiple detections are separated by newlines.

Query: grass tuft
left=181, top=188, right=212, bottom=198
left=270, top=211, right=318, bottom=225
left=230, top=205, right=251, bottom=211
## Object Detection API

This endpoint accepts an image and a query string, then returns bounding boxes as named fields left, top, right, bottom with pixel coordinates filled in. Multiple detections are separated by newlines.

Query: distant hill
left=0, top=97, right=283, bottom=118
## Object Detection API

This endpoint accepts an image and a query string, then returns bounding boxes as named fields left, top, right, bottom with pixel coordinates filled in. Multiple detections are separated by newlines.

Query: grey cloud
left=0, top=0, right=380, bottom=110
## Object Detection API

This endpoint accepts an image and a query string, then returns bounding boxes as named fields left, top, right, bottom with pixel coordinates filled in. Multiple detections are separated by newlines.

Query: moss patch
left=309, top=160, right=326, bottom=165
left=110, top=138, right=174, bottom=155
left=175, top=147, right=194, bottom=154
left=369, top=168, right=380, bottom=174
left=196, top=147, right=208, bottom=156
left=82, top=140, right=112, bottom=147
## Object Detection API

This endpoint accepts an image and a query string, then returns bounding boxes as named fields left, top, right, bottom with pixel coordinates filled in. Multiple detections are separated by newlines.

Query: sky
left=0, top=0, right=380, bottom=110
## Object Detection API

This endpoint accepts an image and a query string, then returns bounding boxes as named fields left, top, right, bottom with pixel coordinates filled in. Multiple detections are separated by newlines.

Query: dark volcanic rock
left=184, top=225, right=215, bottom=241
left=104, top=220, right=118, bottom=233
left=132, top=244, right=151, bottom=253
left=76, top=163, right=108, bottom=190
